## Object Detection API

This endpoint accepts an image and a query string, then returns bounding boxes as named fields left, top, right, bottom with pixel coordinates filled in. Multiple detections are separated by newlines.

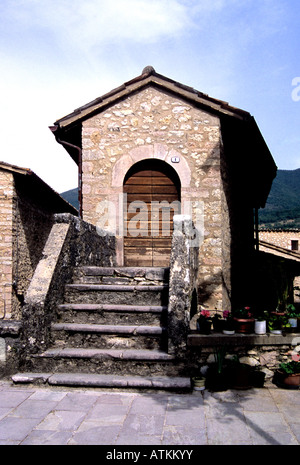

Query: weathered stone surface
left=168, top=215, right=199, bottom=357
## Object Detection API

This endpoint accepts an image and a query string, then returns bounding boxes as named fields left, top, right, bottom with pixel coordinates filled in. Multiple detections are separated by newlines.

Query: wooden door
left=123, top=160, right=180, bottom=266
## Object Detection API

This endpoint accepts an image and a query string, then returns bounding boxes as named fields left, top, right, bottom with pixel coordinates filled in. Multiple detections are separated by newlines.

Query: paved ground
left=0, top=378, right=299, bottom=446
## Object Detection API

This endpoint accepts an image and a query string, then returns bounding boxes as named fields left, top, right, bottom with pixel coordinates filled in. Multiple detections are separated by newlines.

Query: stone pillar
left=168, top=215, right=199, bottom=357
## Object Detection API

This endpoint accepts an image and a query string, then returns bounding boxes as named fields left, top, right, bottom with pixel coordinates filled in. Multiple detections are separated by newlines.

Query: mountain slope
left=259, top=168, right=300, bottom=229
left=60, top=188, right=79, bottom=211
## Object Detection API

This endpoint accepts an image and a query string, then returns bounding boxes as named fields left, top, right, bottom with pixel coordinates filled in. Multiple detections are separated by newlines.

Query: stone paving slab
left=0, top=379, right=299, bottom=446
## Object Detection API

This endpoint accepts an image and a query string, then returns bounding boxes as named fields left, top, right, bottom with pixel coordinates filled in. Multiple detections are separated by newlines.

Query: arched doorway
left=123, top=159, right=181, bottom=266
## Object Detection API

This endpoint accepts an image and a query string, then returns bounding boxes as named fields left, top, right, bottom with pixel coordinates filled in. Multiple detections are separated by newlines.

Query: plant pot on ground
left=250, top=369, right=266, bottom=388
left=205, top=346, right=228, bottom=392
left=192, top=376, right=206, bottom=391
left=226, top=360, right=253, bottom=390
left=273, top=359, right=300, bottom=389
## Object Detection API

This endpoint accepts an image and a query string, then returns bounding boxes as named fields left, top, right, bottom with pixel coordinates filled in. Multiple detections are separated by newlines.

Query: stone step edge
left=34, top=348, right=175, bottom=361
left=11, top=372, right=191, bottom=390
left=78, top=266, right=169, bottom=277
left=51, top=323, right=165, bottom=335
left=58, top=304, right=167, bottom=313
left=66, top=284, right=168, bottom=292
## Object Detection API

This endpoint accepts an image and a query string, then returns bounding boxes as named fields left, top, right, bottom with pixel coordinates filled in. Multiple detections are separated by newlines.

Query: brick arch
left=111, top=144, right=192, bottom=265
left=111, top=144, right=191, bottom=188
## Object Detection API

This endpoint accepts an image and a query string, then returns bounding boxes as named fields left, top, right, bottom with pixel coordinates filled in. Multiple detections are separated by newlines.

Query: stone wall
left=81, top=86, right=226, bottom=309
left=260, top=230, right=300, bottom=252
left=0, top=166, right=78, bottom=321
left=21, top=214, right=116, bottom=357
left=188, top=334, right=300, bottom=383
left=12, top=187, right=55, bottom=319
left=0, top=170, right=14, bottom=319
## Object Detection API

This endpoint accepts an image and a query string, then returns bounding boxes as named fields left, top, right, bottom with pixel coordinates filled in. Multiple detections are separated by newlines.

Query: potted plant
left=274, top=353, right=300, bottom=388
left=272, top=301, right=286, bottom=316
left=196, top=309, right=212, bottom=334
left=232, top=307, right=255, bottom=334
left=192, top=376, right=206, bottom=391
left=268, top=314, right=284, bottom=334
left=254, top=311, right=268, bottom=335
left=226, top=358, right=253, bottom=390
left=286, top=304, right=298, bottom=331
left=205, top=346, right=228, bottom=391
left=222, top=311, right=235, bottom=334
left=212, top=313, right=224, bottom=332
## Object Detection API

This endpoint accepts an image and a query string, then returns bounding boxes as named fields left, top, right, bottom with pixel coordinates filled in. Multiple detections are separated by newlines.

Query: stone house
left=4, top=67, right=300, bottom=391
left=259, top=229, right=300, bottom=308
left=50, top=66, right=277, bottom=312
left=260, top=229, right=300, bottom=253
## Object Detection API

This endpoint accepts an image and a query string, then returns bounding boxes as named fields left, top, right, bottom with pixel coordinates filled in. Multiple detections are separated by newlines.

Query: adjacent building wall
left=0, top=170, right=14, bottom=319
left=0, top=166, right=78, bottom=321
left=260, top=230, right=300, bottom=252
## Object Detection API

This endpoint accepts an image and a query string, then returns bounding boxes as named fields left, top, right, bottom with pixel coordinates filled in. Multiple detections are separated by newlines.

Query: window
left=291, top=240, right=299, bottom=251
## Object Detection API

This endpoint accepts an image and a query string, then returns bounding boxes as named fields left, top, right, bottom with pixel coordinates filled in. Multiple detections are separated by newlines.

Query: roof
left=0, top=161, right=78, bottom=215
left=259, top=240, right=300, bottom=263
left=49, top=66, right=277, bottom=208
left=259, top=228, right=300, bottom=233
left=52, top=66, right=251, bottom=129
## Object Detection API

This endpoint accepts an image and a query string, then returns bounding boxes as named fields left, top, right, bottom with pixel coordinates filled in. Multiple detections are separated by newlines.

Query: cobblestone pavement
left=0, top=378, right=299, bottom=446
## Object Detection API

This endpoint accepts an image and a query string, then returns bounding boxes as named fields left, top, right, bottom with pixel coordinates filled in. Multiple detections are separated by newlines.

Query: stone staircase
left=13, top=266, right=191, bottom=391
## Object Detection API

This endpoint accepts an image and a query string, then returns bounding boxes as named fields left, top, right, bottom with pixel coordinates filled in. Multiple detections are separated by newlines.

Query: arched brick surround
left=111, top=145, right=191, bottom=265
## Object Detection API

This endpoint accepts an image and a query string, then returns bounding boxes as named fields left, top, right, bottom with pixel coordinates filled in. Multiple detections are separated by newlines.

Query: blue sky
left=0, top=0, right=299, bottom=193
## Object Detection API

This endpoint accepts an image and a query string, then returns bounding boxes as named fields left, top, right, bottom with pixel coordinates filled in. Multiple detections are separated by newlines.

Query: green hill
left=60, top=188, right=79, bottom=211
left=259, top=168, right=300, bottom=229
left=60, top=168, right=300, bottom=229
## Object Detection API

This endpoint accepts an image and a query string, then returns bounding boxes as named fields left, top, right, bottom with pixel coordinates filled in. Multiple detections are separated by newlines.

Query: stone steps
left=64, top=283, right=169, bottom=306
left=28, top=348, right=186, bottom=377
left=15, top=266, right=191, bottom=391
left=12, top=372, right=191, bottom=391
left=57, top=303, right=167, bottom=325
left=51, top=322, right=166, bottom=350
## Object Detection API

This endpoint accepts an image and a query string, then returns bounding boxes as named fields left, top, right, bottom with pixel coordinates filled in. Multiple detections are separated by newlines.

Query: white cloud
left=1, top=0, right=192, bottom=48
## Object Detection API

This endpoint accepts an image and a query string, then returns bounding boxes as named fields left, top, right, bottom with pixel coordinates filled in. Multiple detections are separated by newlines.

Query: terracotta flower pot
left=276, top=370, right=300, bottom=388
left=233, top=317, right=255, bottom=334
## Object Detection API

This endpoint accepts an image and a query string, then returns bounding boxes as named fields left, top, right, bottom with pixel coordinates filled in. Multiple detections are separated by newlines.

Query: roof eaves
left=54, top=69, right=251, bottom=129
left=0, top=161, right=32, bottom=176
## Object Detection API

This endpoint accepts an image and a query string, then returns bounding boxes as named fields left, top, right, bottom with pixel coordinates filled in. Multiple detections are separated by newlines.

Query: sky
left=0, top=0, right=299, bottom=193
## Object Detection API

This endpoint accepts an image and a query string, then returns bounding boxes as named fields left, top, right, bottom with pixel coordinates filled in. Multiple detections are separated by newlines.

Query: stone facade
left=51, top=68, right=277, bottom=314
left=260, top=229, right=300, bottom=252
left=81, top=87, right=223, bottom=308
left=0, top=170, right=14, bottom=320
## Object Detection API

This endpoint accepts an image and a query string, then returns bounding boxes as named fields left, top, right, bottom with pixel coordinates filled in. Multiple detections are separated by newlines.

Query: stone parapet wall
left=21, top=214, right=116, bottom=356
